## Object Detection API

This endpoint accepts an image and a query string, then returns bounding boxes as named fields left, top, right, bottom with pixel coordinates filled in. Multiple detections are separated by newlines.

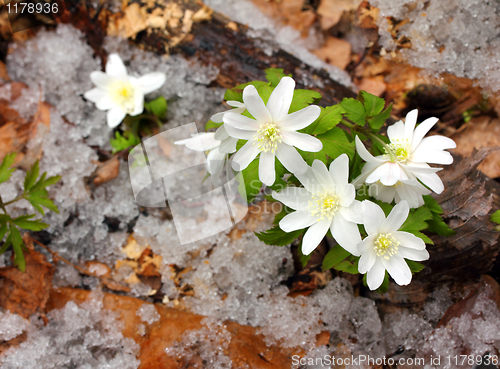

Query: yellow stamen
left=253, top=123, right=282, bottom=153
left=110, top=81, right=135, bottom=113
left=374, top=233, right=400, bottom=259
left=309, top=192, right=339, bottom=221
left=385, top=139, right=411, bottom=163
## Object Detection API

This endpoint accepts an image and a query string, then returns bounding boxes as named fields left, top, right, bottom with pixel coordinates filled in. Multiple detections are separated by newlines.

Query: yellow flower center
left=110, top=81, right=135, bottom=113
left=374, top=233, right=400, bottom=259
left=254, top=123, right=282, bottom=153
left=309, top=192, right=339, bottom=221
left=385, top=139, right=411, bottom=163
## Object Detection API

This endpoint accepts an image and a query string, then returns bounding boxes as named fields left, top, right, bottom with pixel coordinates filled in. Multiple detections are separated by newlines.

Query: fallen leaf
left=451, top=117, right=500, bottom=178
left=0, top=234, right=55, bottom=318
left=47, top=288, right=304, bottom=368
left=92, top=156, right=120, bottom=186
left=317, top=0, right=362, bottom=30
left=356, top=76, right=387, bottom=97
left=312, top=36, right=352, bottom=70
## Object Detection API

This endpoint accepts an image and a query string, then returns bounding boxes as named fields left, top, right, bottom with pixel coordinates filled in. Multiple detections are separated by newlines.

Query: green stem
left=2, top=195, right=25, bottom=207
left=0, top=194, right=7, bottom=214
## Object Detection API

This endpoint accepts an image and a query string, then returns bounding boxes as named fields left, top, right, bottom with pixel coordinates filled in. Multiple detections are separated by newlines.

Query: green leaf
left=144, top=96, right=167, bottom=120
left=24, top=160, right=40, bottom=192
left=340, top=98, right=366, bottom=126
left=224, top=88, right=243, bottom=102
left=297, top=149, right=328, bottom=166
left=272, top=204, right=293, bottom=225
left=257, top=83, right=273, bottom=105
left=0, top=152, right=17, bottom=185
left=110, top=131, right=141, bottom=154
left=255, top=225, right=304, bottom=246
left=0, top=223, right=8, bottom=242
left=234, top=80, right=270, bottom=91
left=490, top=210, right=500, bottom=224
left=322, top=243, right=351, bottom=271
left=289, top=89, right=322, bottom=114
left=265, top=68, right=291, bottom=87
left=427, top=212, right=456, bottom=236
left=205, top=120, right=223, bottom=131
left=359, top=91, right=385, bottom=118
left=364, top=271, right=389, bottom=294
left=406, top=259, right=425, bottom=274
left=399, top=206, right=433, bottom=233
left=12, top=215, right=49, bottom=231
left=333, top=256, right=360, bottom=274
left=316, top=127, right=355, bottom=161
left=423, top=195, right=443, bottom=214
left=368, top=103, right=392, bottom=132
left=237, top=159, right=262, bottom=203
left=10, top=225, right=25, bottom=272
left=0, top=231, right=12, bottom=255
left=302, top=105, right=345, bottom=135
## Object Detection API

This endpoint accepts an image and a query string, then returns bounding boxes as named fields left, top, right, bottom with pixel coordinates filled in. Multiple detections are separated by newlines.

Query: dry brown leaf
left=356, top=76, right=387, bottom=97
left=92, top=156, right=120, bottom=186
left=312, top=36, right=352, bottom=70
left=121, top=234, right=147, bottom=260
left=451, top=117, right=500, bottom=178
left=47, top=288, right=304, bottom=368
left=0, top=235, right=55, bottom=318
left=317, top=0, right=361, bottom=30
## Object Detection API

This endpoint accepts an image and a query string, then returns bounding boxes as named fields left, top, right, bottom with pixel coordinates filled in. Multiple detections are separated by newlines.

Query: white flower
left=174, top=132, right=227, bottom=179
left=224, top=77, right=322, bottom=186
left=358, top=200, right=429, bottom=290
left=355, top=179, right=431, bottom=208
left=84, top=53, right=166, bottom=128
left=210, top=101, right=246, bottom=124
left=354, top=109, right=456, bottom=194
left=272, top=154, right=362, bottom=256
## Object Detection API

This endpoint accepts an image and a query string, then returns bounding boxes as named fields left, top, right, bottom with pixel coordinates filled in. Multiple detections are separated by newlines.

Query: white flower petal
left=358, top=242, right=377, bottom=274
left=223, top=112, right=261, bottom=131
left=411, top=117, right=439, bottom=150
left=280, top=211, right=318, bottom=232
left=331, top=213, right=361, bottom=256
left=281, top=131, right=322, bottom=152
left=84, top=88, right=107, bottom=104
left=357, top=234, right=377, bottom=254
left=381, top=255, right=412, bottom=286
left=362, top=200, right=386, bottom=235
left=398, top=246, right=429, bottom=261
left=214, top=125, right=229, bottom=140
left=339, top=200, right=362, bottom=223
left=231, top=140, right=260, bottom=172
left=181, top=133, right=220, bottom=151
left=302, top=219, right=330, bottom=255
left=90, top=71, right=114, bottom=89
left=224, top=124, right=256, bottom=140
left=266, top=76, right=294, bottom=122
left=393, top=231, right=426, bottom=250
left=296, top=167, right=321, bottom=194
left=373, top=183, right=397, bottom=204
left=259, top=151, right=276, bottom=186
left=280, top=105, right=321, bottom=131
left=412, top=136, right=456, bottom=165
left=329, top=154, right=349, bottom=189
left=137, top=72, right=166, bottom=94
left=275, top=143, right=308, bottom=175
left=130, top=89, right=145, bottom=116
left=415, top=172, right=444, bottom=194
left=381, top=200, right=409, bottom=233
left=272, top=186, right=312, bottom=211
left=96, top=94, right=115, bottom=111
left=387, top=120, right=405, bottom=142
left=367, top=259, right=386, bottom=290
left=338, top=184, right=355, bottom=208
left=106, top=107, right=126, bottom=128
left=219, top=137, right=238, bottom=154
left=105, top=53, right=128, bottom=79
left=312, top=159, right=335, bottom=191
left=211, top=111, right=225, bottom=123
left=355, top=136, right=385, bottom=164
left=207, top=148, right=226, bottom=178
left=243, top=85, right=272, bottom=123
left=400, top=163, right=442, bottom=175
left=366, top=163, right=399, bottom=186
left=403, top=109, right=419, bottom=142
left=227, top=101, right=245, bottom=108
left=352, top=162, right=380, bottom=187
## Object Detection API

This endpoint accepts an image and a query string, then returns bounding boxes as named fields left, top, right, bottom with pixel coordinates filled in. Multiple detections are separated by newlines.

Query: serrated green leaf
left=205, top=120, right=223, bottom=131
left=289, top=89, right=322, bottom=114
left=297, top=148, right=328, bottom=166
left=359, top=91, right=385, bottom=117
left=257, top=83, right=273, bottom=105
left=0, top=152, right=17, bottom=185
left=0, top=223, right=8, bottom=242
left=255, top=225, right=304, bottom=246
left=0, top=231, right=12, bottom=255
left=144, top=96, right=167, bottom=120
left=399, top=206, right=433, bottom=232
left=41, top=175, right=61, bottom=189
left=10, top=225, right=25, bottom=272
left=12, top=216, right=49, bottom=231
left=322, top=243, right=351, bottom=271
left=490, top=210, right=500, bottom=224
left=110, top=131, right=141, bottom=154
left=340, top=98, right=366, bottom=126
left=423, top=195, right=443, bottom=214
left=316, top=127, right=355, bottom=161
left=368, top=103, right=392, bottom=132
left=265, top=68, right=291, bottom=87
left=272, top=204, right=293, bottom=225
left=224, top=88, right=243, bottom=102
left=29, top=172, right=47, bottom=193
left=427, top=212, right=456, bottom=236
left=406, top=259, right=425, bottom=274
left=333, top=255, right=360, bottom=274
left=237, top=159, right=262, bottom=203
left=24, top=160, right=40, bottom=192
left=302, top=105, right=345, bottom=135
left=234, top=80, right=270, bottom=91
